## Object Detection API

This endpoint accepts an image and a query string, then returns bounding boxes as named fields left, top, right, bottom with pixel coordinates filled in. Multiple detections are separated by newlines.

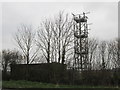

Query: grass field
left=2, top=80, right=120, bottom=88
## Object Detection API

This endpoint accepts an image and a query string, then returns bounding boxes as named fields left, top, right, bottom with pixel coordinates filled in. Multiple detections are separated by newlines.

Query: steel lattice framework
left=73, top=12, right=89, bottom=71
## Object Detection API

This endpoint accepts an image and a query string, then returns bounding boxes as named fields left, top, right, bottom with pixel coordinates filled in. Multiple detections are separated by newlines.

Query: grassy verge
left=2, top=80, right=120, bottom=88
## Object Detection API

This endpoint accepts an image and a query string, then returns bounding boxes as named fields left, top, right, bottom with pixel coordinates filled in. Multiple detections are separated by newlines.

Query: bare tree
left=118, top=38, right=120, bottom=68
left=0, top=51, right=2, bottom=70
left=52, top=11, right=73, bottom=64
left=37, top=20, right=52, bottom=63
left=87, top=38, right=119, bottom=70
left=88, top=38, right=98, bottom=70
left=14, top=24, right=39, bottom=64
left=108, top=39, right=119, bottom=68
left=37, top=11, right=73, bottom=64
left=98, top=41, right=107, bottom=70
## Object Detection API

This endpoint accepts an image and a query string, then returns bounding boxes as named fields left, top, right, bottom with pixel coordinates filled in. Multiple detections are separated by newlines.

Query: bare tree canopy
left=36, top=11, right=73, bottom=64
left=14, top=24, right=39, bottom=64
left=37, top=20, right=52, bottom=63
left=88, top=38, right=98, bottom=70
left=87, top=38, right=119, bottom=70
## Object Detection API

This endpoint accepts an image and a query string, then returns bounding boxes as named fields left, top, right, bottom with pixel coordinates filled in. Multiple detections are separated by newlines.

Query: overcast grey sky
left=2, top=2, right=118, bottom=50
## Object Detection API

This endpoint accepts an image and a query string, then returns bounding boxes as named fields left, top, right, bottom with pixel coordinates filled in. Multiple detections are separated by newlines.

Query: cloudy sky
left=1, top=2, right=118, bottom=50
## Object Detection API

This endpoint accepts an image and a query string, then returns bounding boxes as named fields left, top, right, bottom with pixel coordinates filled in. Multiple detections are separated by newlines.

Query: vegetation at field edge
left=2, top=80, right=120, bottom=89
